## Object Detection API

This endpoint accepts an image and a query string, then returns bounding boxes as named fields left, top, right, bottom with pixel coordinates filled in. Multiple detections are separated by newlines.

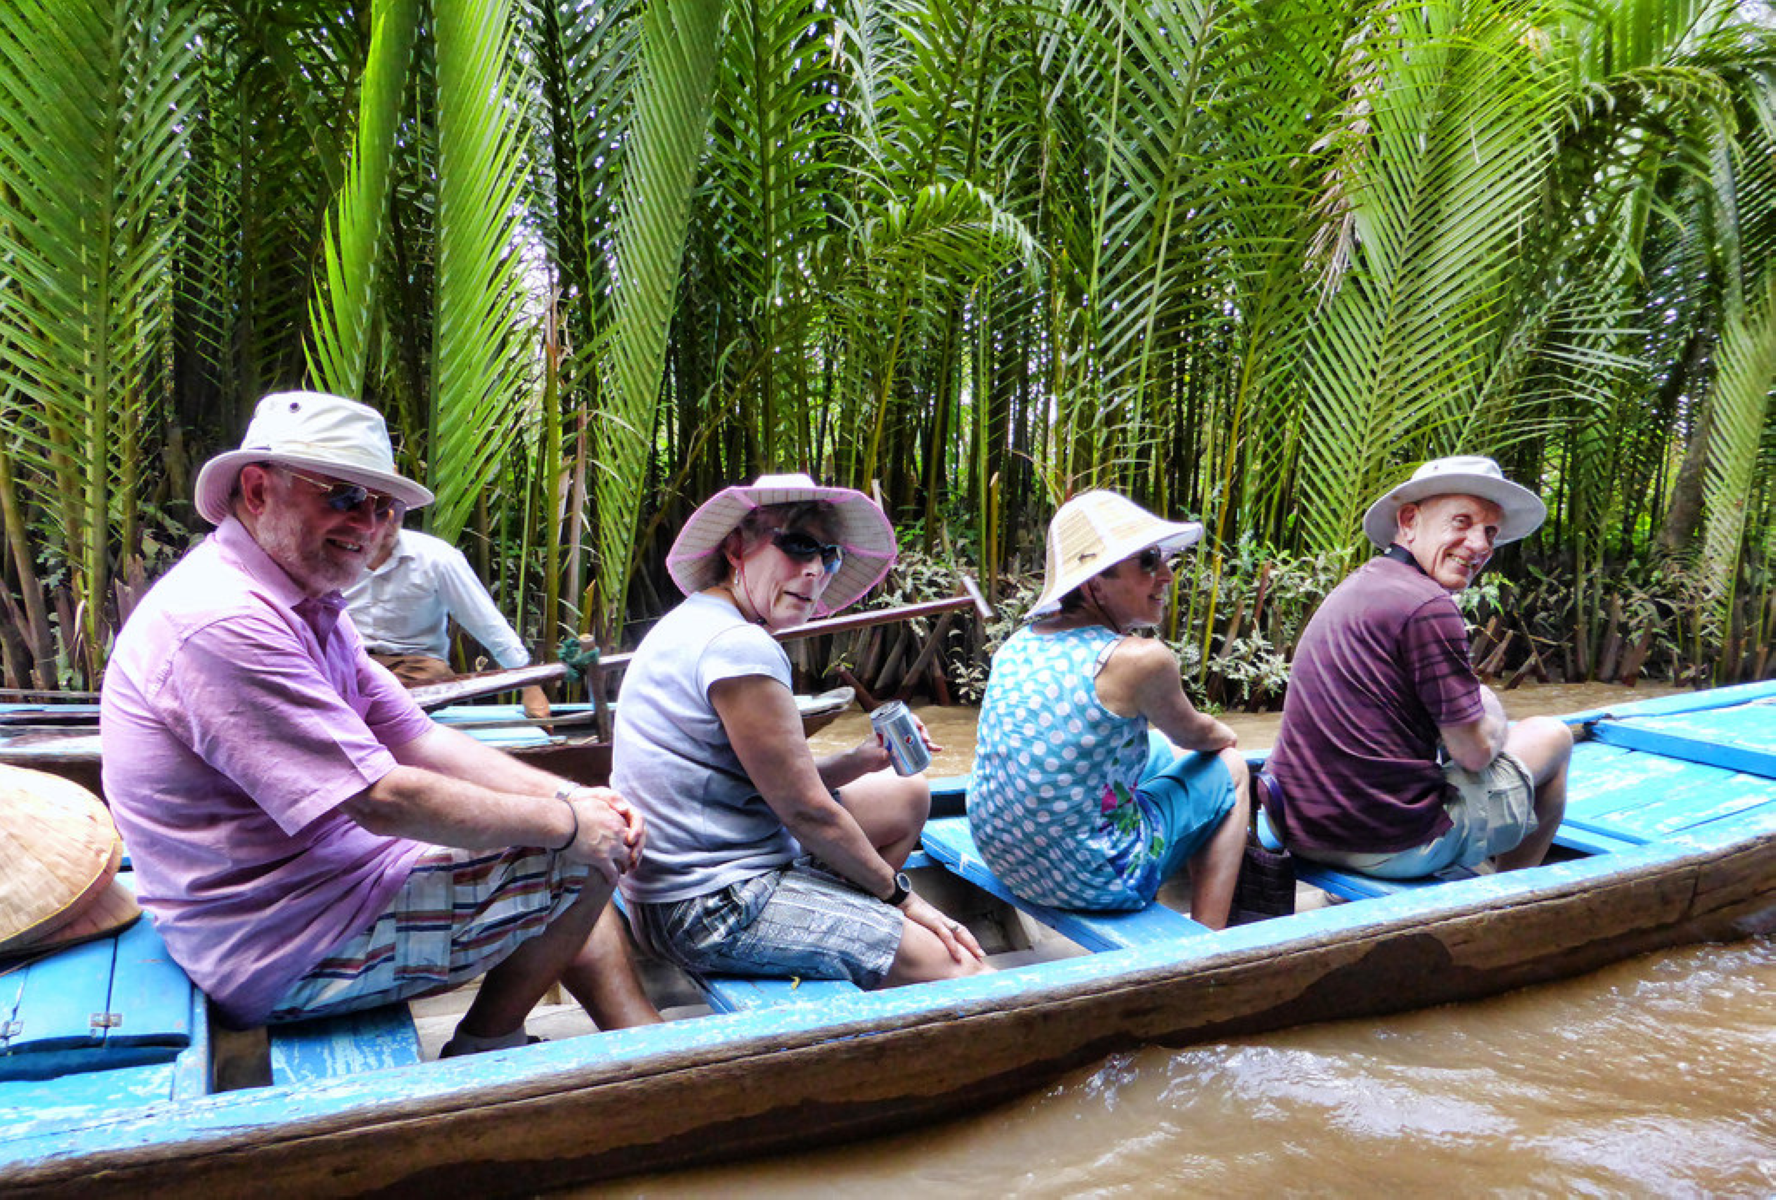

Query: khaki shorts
left=368, top=652, right=456, bottom=686
left=1309, top=753, right=1537, bottom=879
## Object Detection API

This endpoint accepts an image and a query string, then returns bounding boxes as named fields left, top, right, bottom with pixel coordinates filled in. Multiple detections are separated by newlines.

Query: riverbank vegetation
left=2, top=0, right=1773, bottom=704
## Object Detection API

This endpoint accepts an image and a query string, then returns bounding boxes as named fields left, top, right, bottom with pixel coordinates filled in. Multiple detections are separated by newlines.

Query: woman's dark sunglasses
left=772, top=529, right=844, bottom=574
left=281, top=467, right=404, bottom=521
left=1135, top=545, right=1181, bottom=574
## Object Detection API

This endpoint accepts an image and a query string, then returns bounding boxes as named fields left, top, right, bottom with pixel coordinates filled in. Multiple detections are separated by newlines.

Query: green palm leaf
left=428, top=0, right=542, bottom=541
left=307, top=0, right=421, bottom=398
left=1697, top=267, right=1776, bottom=660
left=0, top=0, right=200, bottom=678
left=592, top=0, right=726, bottom=635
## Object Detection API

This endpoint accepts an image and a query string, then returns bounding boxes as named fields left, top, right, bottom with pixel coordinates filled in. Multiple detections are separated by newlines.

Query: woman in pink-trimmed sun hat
left=612, top=474, right=988, bottom=991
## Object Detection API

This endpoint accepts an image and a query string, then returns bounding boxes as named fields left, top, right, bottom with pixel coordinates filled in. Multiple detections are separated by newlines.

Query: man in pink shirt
left=101, top=391, right=656, bottom=1053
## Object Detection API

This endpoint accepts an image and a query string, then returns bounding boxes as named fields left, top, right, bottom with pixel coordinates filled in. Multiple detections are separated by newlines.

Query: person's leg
left=371, top=653, right=457, bottom=687
left=1182, top=748, right=1249, bottom=930
left=1496, top=716, right=1572, bottom=870
left=832, top=769, right=931, bottom=868
left=272, top=846, right=653, bottom=1047
left=1139, top=735, right=1247, bottom=928
left=560, top=905, right=663, bottom=1028
left=452, top=878, right=612, bottom=1041
left=881, top=917, right=992, bottom=986
left=644, top=863, right=984, bottom=990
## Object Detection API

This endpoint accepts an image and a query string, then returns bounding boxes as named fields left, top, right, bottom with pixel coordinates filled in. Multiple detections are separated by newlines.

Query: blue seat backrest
left=0, top=899, right=197, bottom=1085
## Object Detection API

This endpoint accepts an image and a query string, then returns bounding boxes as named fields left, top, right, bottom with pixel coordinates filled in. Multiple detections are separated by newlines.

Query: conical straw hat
left=0, top=764, right=141, bottom=957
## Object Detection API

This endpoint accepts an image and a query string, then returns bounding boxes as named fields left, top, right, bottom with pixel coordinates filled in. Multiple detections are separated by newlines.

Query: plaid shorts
left=267, top=844, right=588, bottom=1023
left=627, top=858, right=903, bottom=989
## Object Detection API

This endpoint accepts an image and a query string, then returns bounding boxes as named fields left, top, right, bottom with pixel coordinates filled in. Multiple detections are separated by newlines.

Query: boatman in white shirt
left=345, top=522, right=551, bottom=719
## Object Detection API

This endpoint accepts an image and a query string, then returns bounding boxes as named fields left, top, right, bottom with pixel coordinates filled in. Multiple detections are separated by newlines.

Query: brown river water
left=570, top=683, right=1776, bottom=1196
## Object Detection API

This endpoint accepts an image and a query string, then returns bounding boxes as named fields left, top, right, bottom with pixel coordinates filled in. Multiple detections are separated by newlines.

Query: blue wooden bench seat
left=919, top=817, right=1209, bottom=950
left=268, top=1002, right=424, bottom=1085
left=0, top=882, right=210, bottom=1106
left=698, top=974, right=860, bottom=1013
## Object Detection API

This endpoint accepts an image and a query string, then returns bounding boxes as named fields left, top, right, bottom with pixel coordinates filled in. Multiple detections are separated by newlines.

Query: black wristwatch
left=883, top=871, right=912, bottom=907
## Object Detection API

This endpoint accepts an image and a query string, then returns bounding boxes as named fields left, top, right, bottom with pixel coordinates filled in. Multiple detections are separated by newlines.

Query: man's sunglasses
left=280, top=467, right=404, bottom=521
left=1134, top=545, right=1182, bottom=574
left=772, top=529, right=844, bottom=574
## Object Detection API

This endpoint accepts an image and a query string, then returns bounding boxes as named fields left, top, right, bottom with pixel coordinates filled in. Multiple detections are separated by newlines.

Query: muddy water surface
left=589, top=683, right=1776, bottom=1196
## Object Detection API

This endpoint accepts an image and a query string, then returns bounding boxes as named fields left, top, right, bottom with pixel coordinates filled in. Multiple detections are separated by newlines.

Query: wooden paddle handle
left=415, top=576, right=996, bottom=711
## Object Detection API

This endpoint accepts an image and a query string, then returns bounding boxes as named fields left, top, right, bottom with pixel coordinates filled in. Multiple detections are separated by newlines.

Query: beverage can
left=869, top=700, right=931, bottom=776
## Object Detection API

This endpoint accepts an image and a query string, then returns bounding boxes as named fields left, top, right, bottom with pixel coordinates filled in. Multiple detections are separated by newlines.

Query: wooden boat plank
left=1551, top=822, right=1642, bottom=856
left=168, top=985, right=211, bottom=1102
left=0, top=1060, right=183, bottom=1113
left=1607, top=697, right=1776, bottom=749
left=1562, top=743, right=1691, bottom=821
left=1603, top=777, right=1776, bottom=841
left=102, top=913, right=194, bottom=1051
left=269, top=1004, right=423, bottom=1086
left=1591, top=719, right=1776, bottom=779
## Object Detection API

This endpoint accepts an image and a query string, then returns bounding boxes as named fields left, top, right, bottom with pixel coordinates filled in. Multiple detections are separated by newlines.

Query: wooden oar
left=411, top=576, right=995, bottom=712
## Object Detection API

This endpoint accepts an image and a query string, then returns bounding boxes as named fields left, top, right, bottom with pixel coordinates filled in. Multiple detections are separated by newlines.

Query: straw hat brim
left=665, top=475, right=898, bottom=616
left=1362, top=473, right=1545, bottom=550
left=1029, top=491, right=1203, bottom=617
left=0, top=764, right=141, bottom=956
left=194, top=450, right=435, bottom=526
left=0, top=843, right=142, bottom=958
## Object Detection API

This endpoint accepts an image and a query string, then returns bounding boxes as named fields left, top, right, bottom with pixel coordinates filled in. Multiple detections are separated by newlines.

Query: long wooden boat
left=0, top=578, right=992, bottom=796
left=3, top=681, right=1774, bottom=1196
left=0, top=688, right=856, bottom=800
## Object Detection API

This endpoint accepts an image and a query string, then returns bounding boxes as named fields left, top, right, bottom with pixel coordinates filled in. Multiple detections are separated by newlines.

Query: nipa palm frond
left=429, top=0, right=543, bottom=541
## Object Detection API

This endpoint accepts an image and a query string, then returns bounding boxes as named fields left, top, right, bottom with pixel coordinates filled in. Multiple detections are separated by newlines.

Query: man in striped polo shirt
left=1261, top=457, right=1572, bottom=880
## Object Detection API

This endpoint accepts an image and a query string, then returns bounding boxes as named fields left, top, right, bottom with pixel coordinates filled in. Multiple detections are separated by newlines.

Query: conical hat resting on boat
left=0, top=763, right=141, bottom=957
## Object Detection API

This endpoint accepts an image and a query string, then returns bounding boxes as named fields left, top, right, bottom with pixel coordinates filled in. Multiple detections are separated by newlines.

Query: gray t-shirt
left=612, top=591, right=797, bottom=903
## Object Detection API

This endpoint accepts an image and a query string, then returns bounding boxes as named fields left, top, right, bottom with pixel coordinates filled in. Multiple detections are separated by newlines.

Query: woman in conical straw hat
left=968, top=491, right=1249, bottom=926
left=612, top=474, right=988, bottom=989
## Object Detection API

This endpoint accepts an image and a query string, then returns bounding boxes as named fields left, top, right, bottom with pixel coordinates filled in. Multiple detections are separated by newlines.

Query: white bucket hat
left=193, top=391, right=434, bottom=526
left=1362, top=455, right=1545, bottom=550
left=665, top=473, right=898, bottom=617
left=1029, top=490, right=1204, bottom=617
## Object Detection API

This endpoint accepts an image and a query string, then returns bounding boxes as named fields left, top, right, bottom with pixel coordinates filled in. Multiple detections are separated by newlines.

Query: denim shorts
left=1310, top=752, right=1537, bottom=879
left=627, top=858, right=904, bottom=989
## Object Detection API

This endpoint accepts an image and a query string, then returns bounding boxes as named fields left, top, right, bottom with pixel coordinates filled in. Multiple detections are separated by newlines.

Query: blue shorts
left=1133, top=730, right=1238, bottom=896
left=627, top=857, right=904, bottom=989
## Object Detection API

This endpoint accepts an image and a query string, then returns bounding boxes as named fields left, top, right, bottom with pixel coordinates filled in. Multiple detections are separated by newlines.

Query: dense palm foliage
left=1, top=0, right=1773, bottom=694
